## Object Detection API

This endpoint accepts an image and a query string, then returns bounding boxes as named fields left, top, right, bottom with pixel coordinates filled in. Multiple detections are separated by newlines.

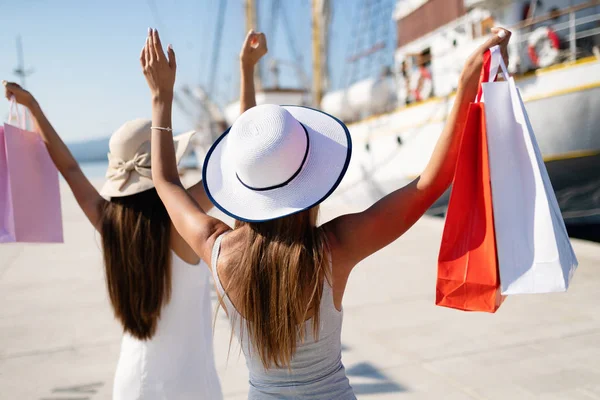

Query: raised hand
left=460, top=27, right=511, bottom=88
left=141, top=28, right=176, bottom=100
left=2, top=81, right=36, bottom=108
left=240, top=30, right=268, bottom=68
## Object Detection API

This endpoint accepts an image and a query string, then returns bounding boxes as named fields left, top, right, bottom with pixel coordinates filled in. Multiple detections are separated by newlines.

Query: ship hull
left=336, top=59, right=600, bottom=225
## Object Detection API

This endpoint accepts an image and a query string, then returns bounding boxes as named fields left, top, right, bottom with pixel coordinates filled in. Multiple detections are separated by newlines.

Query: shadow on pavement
left=346, top=362, right=407, bottom=396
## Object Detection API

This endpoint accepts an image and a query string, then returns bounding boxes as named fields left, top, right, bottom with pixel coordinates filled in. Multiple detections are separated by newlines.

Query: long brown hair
left=99, top=188, right=172, bottom=340
left=226, top=208, right=329, bottom=369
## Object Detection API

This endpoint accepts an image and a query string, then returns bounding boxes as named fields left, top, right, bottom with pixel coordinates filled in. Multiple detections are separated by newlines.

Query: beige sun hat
left=100, top=119, right=196, bottom=198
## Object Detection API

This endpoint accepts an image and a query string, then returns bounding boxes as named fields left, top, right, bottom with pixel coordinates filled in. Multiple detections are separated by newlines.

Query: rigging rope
left=280, top=1, right=308, bottom=88
left=208, top=0, right=228, bottom=96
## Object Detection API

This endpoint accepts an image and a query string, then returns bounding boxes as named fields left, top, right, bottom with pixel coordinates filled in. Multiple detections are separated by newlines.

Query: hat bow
left=106, top=152, right=152, bottom=190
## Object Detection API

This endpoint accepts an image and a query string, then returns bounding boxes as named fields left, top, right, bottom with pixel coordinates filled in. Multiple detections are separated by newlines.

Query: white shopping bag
left=481, top=46, right=578, bottom=294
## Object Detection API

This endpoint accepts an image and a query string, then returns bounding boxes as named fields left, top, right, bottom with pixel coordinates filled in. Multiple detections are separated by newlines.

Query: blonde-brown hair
left=226, top=207, right=329, bottom=369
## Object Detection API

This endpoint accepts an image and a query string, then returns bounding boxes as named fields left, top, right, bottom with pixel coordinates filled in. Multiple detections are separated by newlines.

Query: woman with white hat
left=143, top=27, right=511, bottom=399
left=1, top=49, right=267, bottom=396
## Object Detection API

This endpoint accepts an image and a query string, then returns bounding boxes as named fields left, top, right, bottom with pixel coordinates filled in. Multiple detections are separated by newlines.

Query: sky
left=1, top=0, right=397, bottom=142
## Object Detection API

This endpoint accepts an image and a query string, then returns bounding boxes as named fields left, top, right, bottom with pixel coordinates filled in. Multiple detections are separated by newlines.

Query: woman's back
left=113, top=233, right=222, bottom=400
left=212, top=232, right=356, bottom=400
left=137, top=26, right=512, bottom=400
left=2, top=78, right=226, bottom=399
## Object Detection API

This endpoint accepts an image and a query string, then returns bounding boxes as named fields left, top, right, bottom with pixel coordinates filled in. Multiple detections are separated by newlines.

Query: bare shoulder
left=202, top=220, right=233, bottom=268
left=210, top=228, right=249, bottom=299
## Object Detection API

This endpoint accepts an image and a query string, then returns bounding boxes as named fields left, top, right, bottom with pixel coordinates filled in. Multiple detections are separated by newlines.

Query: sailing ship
left=200, top=0, right=600, bottom=225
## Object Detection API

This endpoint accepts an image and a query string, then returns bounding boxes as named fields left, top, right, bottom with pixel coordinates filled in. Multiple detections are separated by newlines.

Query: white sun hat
left=202, top=104, right=352, bottom=222
left=100, top=119, right=196, bottom=198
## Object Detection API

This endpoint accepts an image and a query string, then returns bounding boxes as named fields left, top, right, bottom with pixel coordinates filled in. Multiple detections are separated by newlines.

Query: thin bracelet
left=151, top=126, right=173, bottom=132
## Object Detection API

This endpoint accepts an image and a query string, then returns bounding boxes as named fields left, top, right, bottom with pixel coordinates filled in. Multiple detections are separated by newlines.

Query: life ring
left=528, top=26, right=560, bottom=68
left=411, top=66, right=433, bottom=102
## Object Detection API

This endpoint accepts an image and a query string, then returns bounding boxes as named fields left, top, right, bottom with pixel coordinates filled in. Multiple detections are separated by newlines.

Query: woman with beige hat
left=0, top=34, right=268, bottom=397
left=144, top=26, right=510, bottom=398
left=2, top=82, right=222, bottom=398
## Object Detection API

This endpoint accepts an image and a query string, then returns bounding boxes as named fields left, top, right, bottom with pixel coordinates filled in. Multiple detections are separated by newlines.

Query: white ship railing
left=511, top=1, right=600, bottom=65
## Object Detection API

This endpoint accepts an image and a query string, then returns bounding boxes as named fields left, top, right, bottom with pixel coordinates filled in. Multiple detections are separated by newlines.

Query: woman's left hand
left=141, top=28, right=176, bottom=100
left=459, top=27, right=511, bottom=90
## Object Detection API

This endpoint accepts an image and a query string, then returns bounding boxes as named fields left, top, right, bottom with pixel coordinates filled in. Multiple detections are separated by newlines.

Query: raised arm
left=2, top=81, right=106, bottom=229
left=186, top=30, right=267, bottom=208
left=142, top=29, right=229, bottom=264
left=324, top=28, right=511, bottom=270
left=239, top=30, right=267, bottom=113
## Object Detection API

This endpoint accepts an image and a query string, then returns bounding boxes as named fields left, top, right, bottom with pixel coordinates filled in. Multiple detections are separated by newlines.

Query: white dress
left=113, top=252, right=222, bottom=400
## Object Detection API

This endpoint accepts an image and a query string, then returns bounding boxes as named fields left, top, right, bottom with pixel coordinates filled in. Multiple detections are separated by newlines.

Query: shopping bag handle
left=7, top=96, right=32, bottom=130
left=475, top=45, right=510, bottom=103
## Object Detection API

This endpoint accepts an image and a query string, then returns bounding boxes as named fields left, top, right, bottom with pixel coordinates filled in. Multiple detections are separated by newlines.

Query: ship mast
left=13, top=35, right=34, bottom=88
left=311, top=0, right=330, bottom=106
left=245, top=0, right=263, bottom=90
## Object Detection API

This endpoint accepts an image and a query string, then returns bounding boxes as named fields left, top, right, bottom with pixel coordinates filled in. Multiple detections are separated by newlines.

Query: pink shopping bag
left=0, top=100, right=63, bottom=243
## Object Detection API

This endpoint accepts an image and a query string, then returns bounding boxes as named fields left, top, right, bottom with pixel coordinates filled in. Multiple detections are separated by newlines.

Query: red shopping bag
left=435, top=101, right=504, bottom=312
left=435, top=49, right=505, bottom=312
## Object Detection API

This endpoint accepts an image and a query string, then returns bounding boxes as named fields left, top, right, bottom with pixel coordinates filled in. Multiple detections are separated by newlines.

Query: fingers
left=491, top=27, right=511, bottom=68
left=477, top=27, right=512, bottom=71
left=140, top=44, right=146, bottom=69
left=3, top=82, right=20, bottom=99
left=3, top=82, right=15, bottom=101
left=167, top=44, right=176, bottom=70
left=3, top=81, right=21, bottom=91
left=152, top=29, right=166, bottom=61
left=141, top=28, right=175, bottom=73
left=146, top=29, right=154, bottom=64
left=143, top=36, right=151, bottom=67
left=257, top=32, right=267, bottom=51
left=482, top=27, right=511, bottom=52
left=243, top=29, right=256, bottom=49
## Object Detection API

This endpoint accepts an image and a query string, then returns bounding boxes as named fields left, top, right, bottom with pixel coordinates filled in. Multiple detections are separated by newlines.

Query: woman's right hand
left=2, top=81, right=36, bottom=109
left=141, top=28, right=176, bottom=101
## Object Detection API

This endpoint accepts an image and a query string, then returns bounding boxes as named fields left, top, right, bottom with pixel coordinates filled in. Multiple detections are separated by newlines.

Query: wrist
left=27, top=98, right=41, bottom=114
left=240, top=62, right=255, bottom=74
left=151, top=91, right=174, bottom=105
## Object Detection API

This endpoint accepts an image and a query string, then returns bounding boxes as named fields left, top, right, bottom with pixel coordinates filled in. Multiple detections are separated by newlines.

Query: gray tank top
left=212, top=233, right=356, bottom=399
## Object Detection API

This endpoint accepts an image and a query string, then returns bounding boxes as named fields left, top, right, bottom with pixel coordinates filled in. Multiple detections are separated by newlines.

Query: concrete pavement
left=1, top=178, right=599, bottom=399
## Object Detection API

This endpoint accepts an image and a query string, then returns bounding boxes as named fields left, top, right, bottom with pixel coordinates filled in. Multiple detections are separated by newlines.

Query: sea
left=78, top=158, right=200, bottom=180
left=70, top=137, right=199, bottom=180
left=80, top=160, right=109, bottom=179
